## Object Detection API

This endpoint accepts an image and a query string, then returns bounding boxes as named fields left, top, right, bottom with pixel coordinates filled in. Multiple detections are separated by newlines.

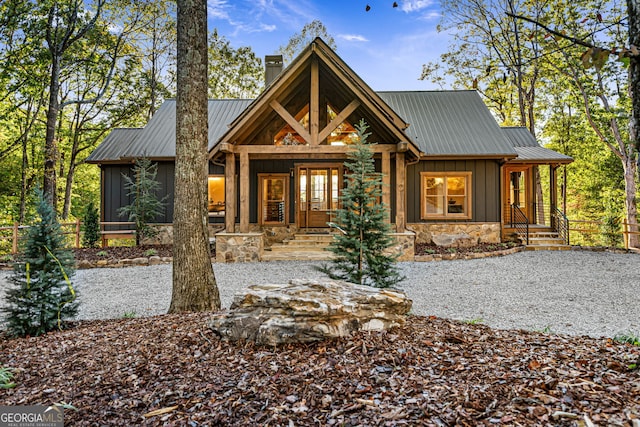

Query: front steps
left=520, top=229, right=571, bottom=251
left=261, top=233, right=335, bottom=261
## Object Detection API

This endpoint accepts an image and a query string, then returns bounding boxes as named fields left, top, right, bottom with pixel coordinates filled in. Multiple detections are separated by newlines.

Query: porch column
left=382, top=151, right=391, bottom=223
left=239, top=152, right=250, bottom=233
left=395, top=152, right=406, bottom=232
left=225, top=153, right=236, bottom=232
left=550, top=165, right=558, bottom=228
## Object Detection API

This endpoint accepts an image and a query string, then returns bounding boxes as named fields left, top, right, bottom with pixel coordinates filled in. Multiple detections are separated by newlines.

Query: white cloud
left=400, top=0, right=434, bottom=13
left=338, top=34, right=369, bottom=42
left=208, top=0, right=230, bottom=20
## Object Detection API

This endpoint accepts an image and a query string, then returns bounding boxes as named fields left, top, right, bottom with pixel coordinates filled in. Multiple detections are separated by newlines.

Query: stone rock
left=77, top=259, right=93, bottom=269
left=209, top=279, right=412, bottom=345
left=132, top=257, right=149, bottom=266
left=148, top=256, right=162, bottom=265
left=432, top=232, right=477, bottom=248
left=96, top=260, right=109, bottom=266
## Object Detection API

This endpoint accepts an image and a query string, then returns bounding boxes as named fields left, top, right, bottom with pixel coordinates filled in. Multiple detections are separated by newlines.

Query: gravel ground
left=1, top=250, right=638, bottom=338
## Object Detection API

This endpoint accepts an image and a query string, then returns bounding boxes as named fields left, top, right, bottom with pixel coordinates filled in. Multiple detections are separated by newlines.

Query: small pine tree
left=319, top=120, right=404, bottom=288
left=82, top=201, right=100, bottom=248
left=2, top=194, right=78, bottom=337
left=118, top=158, right=168, bottom=245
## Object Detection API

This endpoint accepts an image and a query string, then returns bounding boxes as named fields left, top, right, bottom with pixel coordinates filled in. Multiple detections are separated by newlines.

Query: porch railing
left=552, top=207, right=570, bottom=245
left=510, top=204, right=529, bottom=245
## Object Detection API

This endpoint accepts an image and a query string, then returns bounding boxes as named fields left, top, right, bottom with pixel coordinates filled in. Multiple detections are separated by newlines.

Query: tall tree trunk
left=628, top=0, right=640, bottom=172
left=623, top=157, right=639, bottom=248
left=169, top=0, right=220, bottom=313
left=43, top=55, right=61, bottom=211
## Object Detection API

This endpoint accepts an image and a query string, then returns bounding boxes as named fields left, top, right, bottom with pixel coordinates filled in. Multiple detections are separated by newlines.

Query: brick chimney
left=265, top=55, right=283, bottom=87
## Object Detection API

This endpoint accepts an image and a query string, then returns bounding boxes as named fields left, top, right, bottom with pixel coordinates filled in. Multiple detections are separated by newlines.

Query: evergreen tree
left=319, top=120, right=403, bottom=288
left=2, top=193, right=78, bottom=337
left=118, top=158, right=167, bottom=245
left=82, top=201, right=100, bottom=248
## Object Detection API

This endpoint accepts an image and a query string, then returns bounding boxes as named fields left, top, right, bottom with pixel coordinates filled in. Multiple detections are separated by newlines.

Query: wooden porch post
left=382, top=151, right=391, bottom=223
left=225, top=153, right=236, bottom=232
left=550, top=165, right=558, bottom=229
left=310, top=57, right=319, bottom=145
left=395, top=152, right=406, bottom=232
left=239, top=152, right=250, bottom=233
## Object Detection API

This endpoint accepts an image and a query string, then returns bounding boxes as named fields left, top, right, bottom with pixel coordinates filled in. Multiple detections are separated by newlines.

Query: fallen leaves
left=1, top=313, right=639, bottom=426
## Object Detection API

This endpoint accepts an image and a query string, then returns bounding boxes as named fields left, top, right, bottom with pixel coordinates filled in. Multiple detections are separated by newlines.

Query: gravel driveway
left=1, top=250, right=638, bottom=338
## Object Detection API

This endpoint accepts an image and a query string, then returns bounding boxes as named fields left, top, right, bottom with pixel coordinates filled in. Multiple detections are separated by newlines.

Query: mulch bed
left=415, top=242, right=521, bottom=256
left=72, top=245, right=174, bottom=264
left=1, top=314, right=639, bottom=426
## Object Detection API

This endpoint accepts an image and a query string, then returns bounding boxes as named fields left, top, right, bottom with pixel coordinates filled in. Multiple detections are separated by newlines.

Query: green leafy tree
left=319, top=120, right=403, bottom=288
left=277, top=20, right=337, bottom=65
left=2, top=193, right=78, bottom=337
left=208, top=29, right=264, bottom=99
left=82, top=201, right=100, bottom=248
left=117, top=158, right=167, bottom=245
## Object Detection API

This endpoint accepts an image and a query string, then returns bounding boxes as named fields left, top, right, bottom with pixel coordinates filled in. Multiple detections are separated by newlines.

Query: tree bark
left=628, top=0, right=640, bottom=169
left=169, top=0, right=221, bottom=312
left=43, top=54, right=61, bottom=211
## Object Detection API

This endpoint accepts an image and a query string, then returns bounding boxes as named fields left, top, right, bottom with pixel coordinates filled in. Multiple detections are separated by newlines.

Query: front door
left=504, top=166, right=529, bottom=224
left=297, top=164, right=342, bottom=228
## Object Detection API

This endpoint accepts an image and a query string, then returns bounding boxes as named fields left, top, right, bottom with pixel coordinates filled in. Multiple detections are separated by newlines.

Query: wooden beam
left=318, top=99, right=360, bottom=143
left=310, top=57, right=319, bottom=145
left=382, top=151, right=391, bottom=223
left=225, top=153, right=236, bottom=232
left=219, top=142, right=234, bottom=153
left=395, top=152, right=406, bottom=232
left=235, top=143, right=397, bottom=155
left=270, top=100, right=311, bottom=144
left=239, top=152, right=250, bottom=233
left=224, top=153, right=236, bottom=233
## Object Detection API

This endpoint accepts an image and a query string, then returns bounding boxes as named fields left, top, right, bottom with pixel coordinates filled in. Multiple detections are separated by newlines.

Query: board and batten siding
left=406, top=159, right=501, bottom=223
left=102, top=162, right=175, bottom=224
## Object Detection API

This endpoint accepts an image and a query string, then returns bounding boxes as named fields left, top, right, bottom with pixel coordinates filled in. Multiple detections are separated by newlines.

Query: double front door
left=296, top=163, right=343, bottom=228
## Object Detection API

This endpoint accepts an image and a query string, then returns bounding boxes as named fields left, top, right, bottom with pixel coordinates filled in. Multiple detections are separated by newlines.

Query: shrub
left=2, top=194, right=78, bottom=337
left=82, top=201, right=100, bottom=248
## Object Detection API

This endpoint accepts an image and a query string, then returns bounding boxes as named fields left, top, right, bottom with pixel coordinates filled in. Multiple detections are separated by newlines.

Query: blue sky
left=206, top=0, right=450, bottom=91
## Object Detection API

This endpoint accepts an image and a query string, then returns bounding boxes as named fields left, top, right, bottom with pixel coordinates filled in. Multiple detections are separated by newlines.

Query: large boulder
left=431, top=232, right=477, bottom=248
left=209, top=279, right=412, bottom=346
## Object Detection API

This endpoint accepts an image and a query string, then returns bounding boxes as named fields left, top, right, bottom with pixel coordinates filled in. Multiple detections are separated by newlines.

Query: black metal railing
left=511, top=204, right=529, bottom=245
left=552, top=207, right=570, bottom=245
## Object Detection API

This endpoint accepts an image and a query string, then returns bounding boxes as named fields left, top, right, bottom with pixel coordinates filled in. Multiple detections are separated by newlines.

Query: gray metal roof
left=85, top=128, right=142, bottom=163
left=502, top=127, right=573, bottom=163
left=87, top=99, right=252, bottom=162
left=377, top=91, right=517, bottom=157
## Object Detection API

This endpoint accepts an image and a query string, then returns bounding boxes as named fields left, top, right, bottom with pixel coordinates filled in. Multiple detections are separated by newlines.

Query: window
left=259, top=174, right=289, bottom=225
left=207, top=176, right=225, bottom=216
left=421, top=172, right=472, bottom=219
left=326, top=105, right=359, bottom=146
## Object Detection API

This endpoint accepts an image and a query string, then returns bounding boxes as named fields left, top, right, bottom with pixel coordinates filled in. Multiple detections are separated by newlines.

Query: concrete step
left=289, top=234, right=335, bottom=243
left=527, top=238, right=566, bottom=245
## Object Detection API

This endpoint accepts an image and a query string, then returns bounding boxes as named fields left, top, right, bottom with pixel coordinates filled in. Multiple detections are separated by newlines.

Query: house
left=86, top=38, right=572, bottom=261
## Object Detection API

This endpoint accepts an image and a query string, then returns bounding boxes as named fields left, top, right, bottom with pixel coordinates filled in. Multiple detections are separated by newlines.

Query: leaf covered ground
left=1, top=314, right=639, bottom=426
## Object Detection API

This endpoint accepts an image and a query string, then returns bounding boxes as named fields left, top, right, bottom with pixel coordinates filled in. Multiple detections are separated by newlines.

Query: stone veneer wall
left=408, top=223, right=501, bottom=245
left=215, top=232, right=264, bottom=263
left=386, top=232, right=415, bottom=262
left=141, top=224, right=224, bottom=246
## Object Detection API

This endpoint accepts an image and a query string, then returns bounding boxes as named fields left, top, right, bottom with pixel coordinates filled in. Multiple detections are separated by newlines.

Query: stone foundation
left=386, top=231, right=415, bottom=262
left=408, top=223, right=501, bottom=245
left=216, top=232, right=264, bottom=263
left=140, top=224, right=224, bottom=246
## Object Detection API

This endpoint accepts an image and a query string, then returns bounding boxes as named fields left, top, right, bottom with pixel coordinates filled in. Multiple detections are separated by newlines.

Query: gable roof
left=85, top=128, right=142, bottom=163
left=210, top=37, right=419, bottom=157
left=502, top=127, right=573, bottom=164
left=86, top=100, right=252, bottom=163
left=378, top=91, right=517, bottom=157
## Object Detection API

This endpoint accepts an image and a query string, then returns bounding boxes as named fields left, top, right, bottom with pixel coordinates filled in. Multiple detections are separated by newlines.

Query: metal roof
left=87, top=99, right=252, bottom=162
left=377, top=91, right=517, bottom=157
left=502, top=127, right=573, bottom=163
left=85, top=128, right=142, bottom=163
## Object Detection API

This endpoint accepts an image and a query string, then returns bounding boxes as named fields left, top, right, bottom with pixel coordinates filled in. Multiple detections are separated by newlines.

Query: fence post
left=75, top=219, right=81, bottom=248
left=623, top=220, right=629, bottom=250
left=12, top=222, right=19, bottom=254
